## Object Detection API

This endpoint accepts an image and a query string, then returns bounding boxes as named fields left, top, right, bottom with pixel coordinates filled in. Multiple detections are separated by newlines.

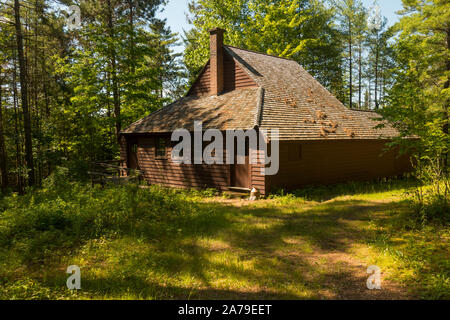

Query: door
left=233, top=161, right=250, bottom=188
left=231, top=140, right=251, bottom=188
left=127, top=139, right=139, bottom=169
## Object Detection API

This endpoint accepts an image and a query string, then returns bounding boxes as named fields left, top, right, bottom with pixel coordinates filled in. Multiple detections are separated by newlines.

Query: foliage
left=0, top=0, right=184, bottom=192
left=378, top=0, right=449, bottom=224
left=410, top=159, right=450, bottom=225
left=331, top=0, right=366, bottom=107
left=364, top=1, right=392, bottom=109
left=0, top=170, right=221, bottom=264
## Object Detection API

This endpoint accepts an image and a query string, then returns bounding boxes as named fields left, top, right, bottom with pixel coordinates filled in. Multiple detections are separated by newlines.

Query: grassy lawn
left=0, top=177, right=449, bottom=300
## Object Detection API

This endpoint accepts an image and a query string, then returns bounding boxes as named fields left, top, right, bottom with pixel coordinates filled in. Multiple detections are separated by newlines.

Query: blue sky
left=157, top=0, right=405, bottom=53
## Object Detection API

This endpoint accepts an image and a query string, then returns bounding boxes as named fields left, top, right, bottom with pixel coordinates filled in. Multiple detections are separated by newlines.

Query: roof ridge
left=254, top=87, right=265, bottom=127
left=349, top=108, right=379, bottom=113
left=224, top=45, right=297, bottom=63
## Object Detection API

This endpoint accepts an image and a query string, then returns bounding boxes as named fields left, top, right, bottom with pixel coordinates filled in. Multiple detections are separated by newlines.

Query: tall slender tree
left=13, top=0, right=34, bottom=186
left=332, top=0, right=365, bottom=108
left=366, top=1, right=387, bottom=109
left=0, top=69, right=8, bottom=191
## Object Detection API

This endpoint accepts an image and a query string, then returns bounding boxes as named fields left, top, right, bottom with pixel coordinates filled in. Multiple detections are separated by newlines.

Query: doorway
left=127, top=138, right=139, bottom=169
left=231, top=141, right=251, bottom=189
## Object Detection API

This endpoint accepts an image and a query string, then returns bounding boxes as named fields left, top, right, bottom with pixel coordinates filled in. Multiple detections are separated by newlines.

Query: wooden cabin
left=119, top=28, right=411, bottom=196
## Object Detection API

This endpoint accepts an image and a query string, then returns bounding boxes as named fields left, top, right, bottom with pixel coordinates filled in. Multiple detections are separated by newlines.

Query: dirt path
left=301, top=250, right=411, bottom=299
left=207, top=197, right=414, bottom=300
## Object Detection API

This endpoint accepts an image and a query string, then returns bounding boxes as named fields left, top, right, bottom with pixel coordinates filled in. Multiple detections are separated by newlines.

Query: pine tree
left=0, top=0, right=178, bottom=191
left=13, top=0, right=35, bottom=186
left=381, top=0, right=449, bottom=172
left=0, top=67, right=8, bottom=190
left=332, top=0, right=365, bottom=108
left=366, top=0, right=388, bottom=110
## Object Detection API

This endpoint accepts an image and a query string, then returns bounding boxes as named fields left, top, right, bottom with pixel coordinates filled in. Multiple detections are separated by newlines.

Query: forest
left=0, top=0, right=448, bottom=197
left=0, top=0, right=448, bottom=300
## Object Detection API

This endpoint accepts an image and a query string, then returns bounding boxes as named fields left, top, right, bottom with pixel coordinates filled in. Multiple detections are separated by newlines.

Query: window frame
left=155, top=137, right=169, bottom=159
left=131, top=143, right=138, bottom=154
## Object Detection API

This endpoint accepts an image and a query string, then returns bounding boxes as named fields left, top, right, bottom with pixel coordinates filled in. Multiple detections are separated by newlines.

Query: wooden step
left=223, top=187, right=251, bottom=199
left=228, top=187, right=251, bottom=193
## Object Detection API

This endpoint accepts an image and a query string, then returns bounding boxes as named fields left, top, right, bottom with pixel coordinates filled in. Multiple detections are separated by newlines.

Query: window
left=288, top=144, right=302, bottom=162
left=131, top=144, right=138, bottom=154
left=155, top=137, right=168, bottom=158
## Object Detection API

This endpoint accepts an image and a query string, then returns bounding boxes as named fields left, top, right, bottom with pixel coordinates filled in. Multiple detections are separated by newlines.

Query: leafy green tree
left=54, top=0, right=177, bottom=161
left=0, top=0, right=180, bottom=191
left=381, top=0, right=448, bottom=163
left=380, top=0, right=449, bottom=212
left=353, top=3, right=367, bottom=108
left=151, top=20, right=187, bottom=100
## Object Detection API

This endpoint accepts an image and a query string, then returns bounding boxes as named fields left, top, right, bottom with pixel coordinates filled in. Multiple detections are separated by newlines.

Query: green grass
left=0, top=175, right=448, bottom=300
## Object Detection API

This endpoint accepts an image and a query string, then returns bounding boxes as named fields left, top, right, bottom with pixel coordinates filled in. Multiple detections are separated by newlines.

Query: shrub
left=411, top=158, right=450, bottom=226
left=0, top=172, right=220, bottom=263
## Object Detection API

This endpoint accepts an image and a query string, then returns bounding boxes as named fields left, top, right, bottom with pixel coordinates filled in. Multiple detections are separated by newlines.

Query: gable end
left=187, top=54, right=257, bottom=97
left=224, top=52, right=258, bottom=91
left=188, top=61, right=211, bottom=97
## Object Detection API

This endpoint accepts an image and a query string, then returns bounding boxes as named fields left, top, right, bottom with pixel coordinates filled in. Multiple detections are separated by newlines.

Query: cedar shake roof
left=122, top=87, right=261, bottom=133
left=122, top=45, right=399, bottom=140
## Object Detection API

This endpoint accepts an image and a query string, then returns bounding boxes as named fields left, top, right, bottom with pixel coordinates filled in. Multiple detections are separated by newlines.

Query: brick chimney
left=209, top=28, right=225, bottom=95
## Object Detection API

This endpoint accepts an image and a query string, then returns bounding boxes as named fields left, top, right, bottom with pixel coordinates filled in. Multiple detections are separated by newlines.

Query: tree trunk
left=106, top=0, right=121, bottom=142
left=34, top=0, right=42, bottom=185
left=0, top=74, right=8, bottom=191
left=358, top=43, right=362, bottom=109
left=128, top=0, right=135, bottom=74
left=14, top=0, right=34, bottom=186
left=13, top=52, right=24, bottom=194
left=443, top=27, right=449, bottom=170
left=348, top=17, right=352, bottom=109
left=374, top=33, right=379, bottom=110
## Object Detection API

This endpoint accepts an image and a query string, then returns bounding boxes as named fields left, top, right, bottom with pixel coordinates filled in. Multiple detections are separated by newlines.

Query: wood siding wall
left=223, top=53, right=257, bottom=91
left=265, top=140, right=412, bottom=192
left=120, top=134, right=266, bottom=194
left=120, top=136, right=410, bottom=195
left=189, top=62, right=211, bottom=97
left=136, top=135, right=231, bottom=190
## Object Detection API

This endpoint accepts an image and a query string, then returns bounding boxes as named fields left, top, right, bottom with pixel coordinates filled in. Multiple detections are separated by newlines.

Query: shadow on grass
left=4, top=190, right=421, bottom=300
left=40, top=275, right=301, bottom=299
left=228, top=200, right=403, bottom=252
